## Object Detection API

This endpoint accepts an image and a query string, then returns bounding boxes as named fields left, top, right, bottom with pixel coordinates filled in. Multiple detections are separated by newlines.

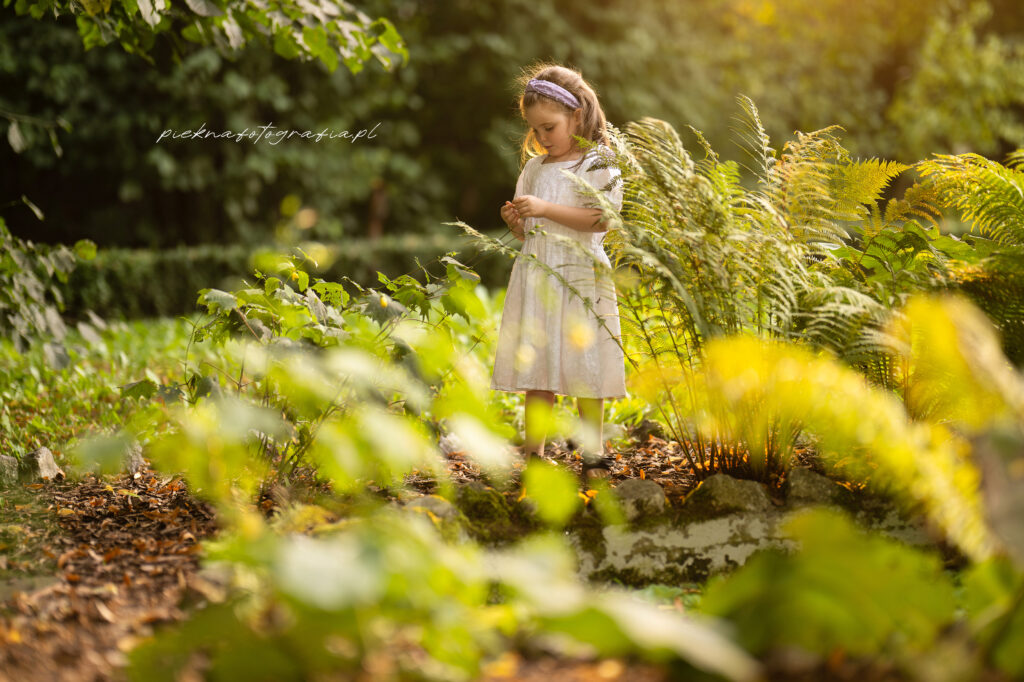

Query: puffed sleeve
left=513, top=158, right=537, bottom=235
left=582, top=147, right=623, bottom=212
left=514, top=156, right=533, bottom=199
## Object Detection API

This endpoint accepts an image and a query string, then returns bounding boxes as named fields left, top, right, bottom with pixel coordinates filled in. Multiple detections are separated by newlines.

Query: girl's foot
left=513, top=446, right=546, bottom=477
left=580, top=453, right=616, bottom=482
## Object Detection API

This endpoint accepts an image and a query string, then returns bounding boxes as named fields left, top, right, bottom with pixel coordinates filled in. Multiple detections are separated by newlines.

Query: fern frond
left=830, top=159, right=910, bottom=220
left=730, top=94, right=777, bottom=189
left=917, top=153, right=1024, bottom=247
left=1005, top=148, right=1024, bottom=170
left=880, top=181, right=943, bottom=229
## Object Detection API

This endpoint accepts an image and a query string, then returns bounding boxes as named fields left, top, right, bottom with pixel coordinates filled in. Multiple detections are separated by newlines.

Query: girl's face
left=524, top=100, right=581, bottom=161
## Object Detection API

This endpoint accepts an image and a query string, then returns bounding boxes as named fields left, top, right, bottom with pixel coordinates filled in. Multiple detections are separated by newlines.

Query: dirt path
left=0, top=469, right=219, bottom=682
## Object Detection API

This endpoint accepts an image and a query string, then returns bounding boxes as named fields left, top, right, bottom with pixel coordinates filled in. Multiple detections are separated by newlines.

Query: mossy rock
left=567, top=513, right=609, bottom=566
left=269, top=502, right=339, bottom=534
left=614, top=479, right=668, bottom=521
left=405, top=494, right=471, bottom=542
left=683, top=473, right=771, bottom=517
left=0, top=455, right=18, bottom=488
left=784, top=467, right=856, bottom=509
left=454, top=481, right=515, bottom=543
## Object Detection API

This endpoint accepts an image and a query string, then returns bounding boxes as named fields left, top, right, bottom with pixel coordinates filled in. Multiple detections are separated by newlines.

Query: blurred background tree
left=3, top=0, right=1023, bottom=249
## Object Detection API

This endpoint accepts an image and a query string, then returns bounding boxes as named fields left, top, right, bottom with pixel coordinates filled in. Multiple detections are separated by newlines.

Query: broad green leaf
left=7, top=120, right=25, bottom=153
left=73, top=239, right=97, bottom=261
left=522, top=459, right=580, bottom=527
left=121, top=378, right=158, bottom=399
left=700, top=509, right=956, bottom=657
left=273, top=29, right=300, bottom=59
left=198, top=288, right=239, bottom=312
left=184, top=0, right=220, bottom=17
left=962, top=558, right=1024, bottom=677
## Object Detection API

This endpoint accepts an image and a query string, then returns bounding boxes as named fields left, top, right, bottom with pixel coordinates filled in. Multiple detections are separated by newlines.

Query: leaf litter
left=0, top=468, right=219, bottom=682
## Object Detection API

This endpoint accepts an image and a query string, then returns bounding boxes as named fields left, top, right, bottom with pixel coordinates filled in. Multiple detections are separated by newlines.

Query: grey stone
left=853, top=502, right=934, bottom=547
left=0, top=455, right=18, bottom=487
left=631, top=418, right=666, bottom=443
left=570, top=511, right=792, bottom=585
left=684, top=474, right=771, bottom=516
left=20, top=447, right=63, bottom=482
left=123, top=440, right=147, bottom=475
left=438, top=432, right=464, bottom=457
left=406, top=494, right=461, bottom=522
left=784, top=467, right=850, bottom=507
left=614, top=479, right=668, bottom=521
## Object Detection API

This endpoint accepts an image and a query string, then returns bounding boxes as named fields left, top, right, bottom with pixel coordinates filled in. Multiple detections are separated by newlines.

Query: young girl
left=491, top=63, right=626, bottom=481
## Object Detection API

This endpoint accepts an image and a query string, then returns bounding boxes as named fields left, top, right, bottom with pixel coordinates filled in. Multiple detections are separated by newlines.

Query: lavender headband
left=525, top=78, right=581, bottom=109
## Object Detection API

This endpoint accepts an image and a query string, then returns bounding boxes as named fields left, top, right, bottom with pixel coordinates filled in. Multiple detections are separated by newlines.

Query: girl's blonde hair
left=516, top=62, right=609, bottom=172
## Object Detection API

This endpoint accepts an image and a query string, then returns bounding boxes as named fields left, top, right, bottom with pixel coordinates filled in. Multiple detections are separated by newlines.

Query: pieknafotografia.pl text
left=156, top=121, right=381, bottom=145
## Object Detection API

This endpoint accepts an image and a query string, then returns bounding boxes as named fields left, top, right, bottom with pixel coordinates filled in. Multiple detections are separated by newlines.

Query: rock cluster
left=571, top=468, right=930, bottom=585
left=0, top=447, right=63, bottom=487
left=399, top=467, right=932, bottom=588
left=1, top=440, right=149, bottom=489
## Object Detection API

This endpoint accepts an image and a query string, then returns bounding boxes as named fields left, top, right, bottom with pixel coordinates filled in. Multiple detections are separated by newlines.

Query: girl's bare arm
left=512, top=195, right=610, bottom=233
left=541, top=203, right=609, bottom=233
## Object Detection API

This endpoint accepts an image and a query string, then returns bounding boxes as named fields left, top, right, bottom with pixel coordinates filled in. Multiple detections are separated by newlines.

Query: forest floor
left=0, top=436, right=906, bottom=682
left=406, top=434, right=705, bottom=499
left=0, top=468, right=219, bottom=682
left=0, top=440, right=698, bottom=682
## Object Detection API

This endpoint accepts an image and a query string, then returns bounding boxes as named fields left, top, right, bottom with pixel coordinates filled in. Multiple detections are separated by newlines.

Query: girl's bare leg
left=577, top=397, right=608, bottom=478
left=524, top=390, right=555, bottom=458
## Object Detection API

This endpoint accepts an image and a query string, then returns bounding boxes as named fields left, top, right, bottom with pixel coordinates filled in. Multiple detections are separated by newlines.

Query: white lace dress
left=490, top=145, right=627, bottom=399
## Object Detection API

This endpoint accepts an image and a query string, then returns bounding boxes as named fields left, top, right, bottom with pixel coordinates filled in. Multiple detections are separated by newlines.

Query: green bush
left=61, top=242, right=253, bottom=321
left=58, top=234, right=511, bottom=320
left=0, top=215, right=94, bottom=352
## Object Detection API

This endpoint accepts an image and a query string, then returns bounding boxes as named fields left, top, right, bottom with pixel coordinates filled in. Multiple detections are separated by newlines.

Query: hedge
left=59, top=232, right=512, bottom=321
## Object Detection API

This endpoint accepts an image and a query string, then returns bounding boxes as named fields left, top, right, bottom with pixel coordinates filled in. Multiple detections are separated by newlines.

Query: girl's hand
left=501, top=201, right=525, bottom=241
left=501, top=201, right=521, bottom=227
left=512, top=195, right=548, bottom=220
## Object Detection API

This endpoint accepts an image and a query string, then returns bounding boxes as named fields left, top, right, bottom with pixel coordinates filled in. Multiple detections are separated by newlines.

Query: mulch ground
left=0, top=469, right=220, bottom=682
left=0, top=434, right=804, bottom=681
left=411, top=433, right=704, bottom=492
left=403, top=433, right=801, bottom=507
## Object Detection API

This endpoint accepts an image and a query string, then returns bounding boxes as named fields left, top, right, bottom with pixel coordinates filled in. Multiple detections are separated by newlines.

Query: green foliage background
left=4, top=1, right=1024, bottom=678
left=4, top=0, right=1024, bottom=251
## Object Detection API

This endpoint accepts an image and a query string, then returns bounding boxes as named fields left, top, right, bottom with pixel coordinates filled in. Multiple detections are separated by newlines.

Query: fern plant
left=916, top=151, right=1024, bottom=365
left=602, top=96, right=961, bottom=481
